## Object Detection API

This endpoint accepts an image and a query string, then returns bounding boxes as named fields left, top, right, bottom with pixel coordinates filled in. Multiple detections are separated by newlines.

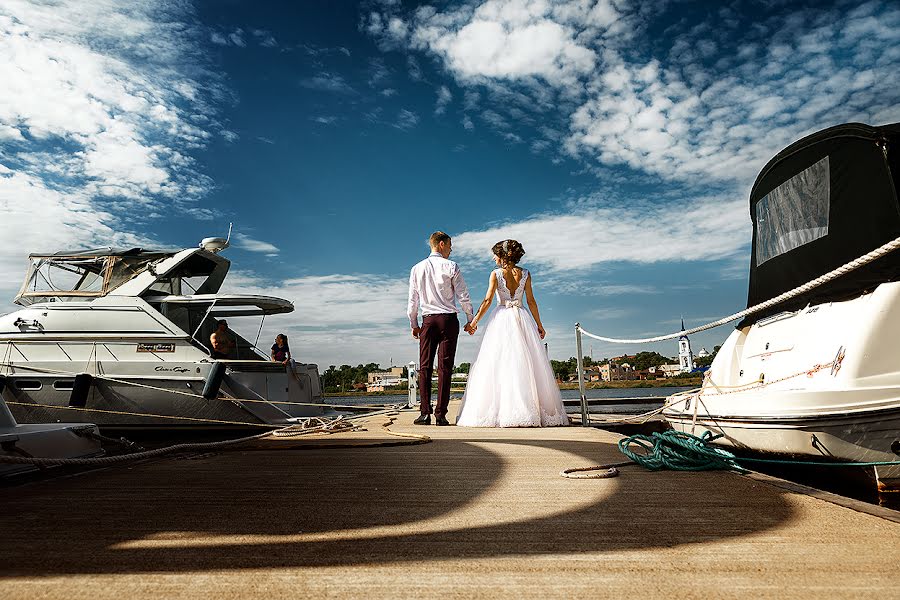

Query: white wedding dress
left=456, top=269, right=569, bottom=427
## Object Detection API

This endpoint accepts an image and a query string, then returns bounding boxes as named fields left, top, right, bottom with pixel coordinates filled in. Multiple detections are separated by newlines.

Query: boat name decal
left=138, top=343, right=176, bottom=353
left=155, top=366, right=190, bottom=373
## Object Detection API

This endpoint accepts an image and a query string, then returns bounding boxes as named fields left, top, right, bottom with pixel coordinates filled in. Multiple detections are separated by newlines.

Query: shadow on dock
left=0, top=432, right=796, bottom=578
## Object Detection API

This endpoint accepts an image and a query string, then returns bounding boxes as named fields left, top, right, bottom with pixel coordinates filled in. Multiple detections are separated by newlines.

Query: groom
left=407, top=231, right=474, bottom=425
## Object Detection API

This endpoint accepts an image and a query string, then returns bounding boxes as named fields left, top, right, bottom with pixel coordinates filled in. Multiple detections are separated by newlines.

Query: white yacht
left=663, top=122, right=900, bottom=491
left=0, top=236, right=326, bottom=429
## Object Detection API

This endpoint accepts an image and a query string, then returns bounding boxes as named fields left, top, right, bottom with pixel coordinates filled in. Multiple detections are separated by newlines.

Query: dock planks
left=1, top=401, right=898, bottom=599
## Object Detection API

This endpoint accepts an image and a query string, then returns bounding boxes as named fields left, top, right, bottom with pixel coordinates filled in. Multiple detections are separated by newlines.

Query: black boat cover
left=741, top=122, right=900, bottom=328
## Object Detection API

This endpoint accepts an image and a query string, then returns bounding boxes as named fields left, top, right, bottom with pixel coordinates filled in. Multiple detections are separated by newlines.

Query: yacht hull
left=663, top=281, right=900, bottom=491
left=2, top=361, right=328, bottom=429
left=665, top=403, right=900, bottom=491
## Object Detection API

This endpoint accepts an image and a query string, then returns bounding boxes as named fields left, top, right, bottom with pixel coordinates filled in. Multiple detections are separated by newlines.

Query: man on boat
left=407, top=231, right=474, bottom=426
left=210, top=319, right=234, bottom=359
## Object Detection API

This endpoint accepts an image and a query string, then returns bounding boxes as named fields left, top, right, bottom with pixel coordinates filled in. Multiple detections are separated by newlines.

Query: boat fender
left=203, top=362, right=226, bottom=400
left=69, top=373, right=93, bottom=408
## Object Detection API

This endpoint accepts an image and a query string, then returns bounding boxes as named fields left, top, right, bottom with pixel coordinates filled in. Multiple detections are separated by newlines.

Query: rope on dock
left=618, top=430, right=900, bottom=472
left=560, top=462, right=629, bottom=479
left=577, top=233, right=900, bottom=343
left=0, top=411, right=430, bottom=468
left=563, top=430, right=900, bottom=479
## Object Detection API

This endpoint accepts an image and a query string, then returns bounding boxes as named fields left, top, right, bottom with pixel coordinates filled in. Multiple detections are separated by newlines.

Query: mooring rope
left=562, top=429, right=900, bottom=479
left=0, top=410, right=429, bottom=467
left=618, top=430, right=900, bottom=471
left=577, top=234, right=900, bottom=344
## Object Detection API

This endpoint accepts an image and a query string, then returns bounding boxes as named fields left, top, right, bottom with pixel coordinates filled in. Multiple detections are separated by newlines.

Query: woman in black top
left=271, top=334, right=291, bottom=364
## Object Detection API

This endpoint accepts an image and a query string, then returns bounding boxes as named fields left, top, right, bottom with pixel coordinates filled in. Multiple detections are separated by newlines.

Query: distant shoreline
left=324, top=377, right=701, bottom=397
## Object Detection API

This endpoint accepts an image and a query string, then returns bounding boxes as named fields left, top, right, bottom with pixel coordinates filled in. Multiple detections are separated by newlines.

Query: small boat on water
left=663, top=122, right=900, bottom=491
left=0, top=236, right=326, bottom=429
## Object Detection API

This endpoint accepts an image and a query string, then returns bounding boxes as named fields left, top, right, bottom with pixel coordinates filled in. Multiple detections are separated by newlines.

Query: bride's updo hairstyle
left=492, top=239, right=525, bottom=266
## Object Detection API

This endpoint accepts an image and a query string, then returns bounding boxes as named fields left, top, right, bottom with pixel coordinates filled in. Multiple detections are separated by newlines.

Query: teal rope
left=618, top=430, right=900, bottom=473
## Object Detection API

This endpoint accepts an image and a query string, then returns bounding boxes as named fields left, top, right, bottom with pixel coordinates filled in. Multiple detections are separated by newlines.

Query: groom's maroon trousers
left=418, top=313, right=459, bottom=418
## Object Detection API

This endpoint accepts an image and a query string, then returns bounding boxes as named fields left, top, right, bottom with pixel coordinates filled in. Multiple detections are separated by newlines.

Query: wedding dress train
left=456, top=269, right=569, bottom=427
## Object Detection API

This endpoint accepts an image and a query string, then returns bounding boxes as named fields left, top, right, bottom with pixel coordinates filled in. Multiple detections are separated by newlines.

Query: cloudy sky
left=1, top=0, right=898, bottom=368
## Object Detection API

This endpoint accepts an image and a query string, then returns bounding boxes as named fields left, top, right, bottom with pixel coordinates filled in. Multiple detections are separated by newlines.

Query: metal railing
left=575, top=323, right=589, bottom=426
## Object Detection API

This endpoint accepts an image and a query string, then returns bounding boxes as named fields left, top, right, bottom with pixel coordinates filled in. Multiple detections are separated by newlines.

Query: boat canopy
left=14, top=249, right=170, bottom=306
left=158, top=294, right=294, bottom=316
left=742, top=122, right=900, bottom=327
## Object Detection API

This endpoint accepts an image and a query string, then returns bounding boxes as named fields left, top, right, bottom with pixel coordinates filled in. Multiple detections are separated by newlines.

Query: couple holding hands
left=407, top=231, right=568, bottom=428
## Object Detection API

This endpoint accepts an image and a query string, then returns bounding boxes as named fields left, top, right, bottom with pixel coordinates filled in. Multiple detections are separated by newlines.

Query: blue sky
left=1, top=0, right=898, bottom=368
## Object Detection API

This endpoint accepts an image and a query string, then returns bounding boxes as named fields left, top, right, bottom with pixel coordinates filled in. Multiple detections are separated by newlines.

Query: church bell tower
left=678, top=318, right=694, bottom=373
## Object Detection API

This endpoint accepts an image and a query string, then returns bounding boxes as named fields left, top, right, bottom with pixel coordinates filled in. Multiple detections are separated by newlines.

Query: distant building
left=367, top=367, right=405, bottom=383
left=658, top=364, right=682, bottom=378
left=697, top=347, right=710, bottom=358
left=598, top=362, right=635, bottom=381
left=584, top=365, right=603, bottom=382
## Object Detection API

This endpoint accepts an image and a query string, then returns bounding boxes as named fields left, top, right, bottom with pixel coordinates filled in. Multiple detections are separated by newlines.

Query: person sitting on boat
left=210, top=319, right=234, bottom=359
left=271, top=334, right=292, bottom=365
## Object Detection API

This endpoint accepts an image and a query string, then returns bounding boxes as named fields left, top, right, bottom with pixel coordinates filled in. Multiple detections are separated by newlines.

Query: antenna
left=226, top=222, right=233, bottom=245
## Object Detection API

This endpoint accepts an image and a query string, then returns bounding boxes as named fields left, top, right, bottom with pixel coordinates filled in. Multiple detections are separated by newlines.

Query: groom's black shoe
left=413, top=414, right=431, bottom=425
left=435, top=416, right=451, bottom=426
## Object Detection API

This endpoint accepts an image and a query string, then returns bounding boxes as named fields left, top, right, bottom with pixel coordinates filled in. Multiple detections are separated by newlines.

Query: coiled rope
left=563, top=429, right=900, bottom=479
left=578, top=234, right=900, bottom=344
left=618, top=430, right=900, bottom=472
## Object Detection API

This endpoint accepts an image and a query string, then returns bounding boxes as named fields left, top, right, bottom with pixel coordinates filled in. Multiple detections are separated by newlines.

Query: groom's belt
left=422, top=312, right=457, bottom=318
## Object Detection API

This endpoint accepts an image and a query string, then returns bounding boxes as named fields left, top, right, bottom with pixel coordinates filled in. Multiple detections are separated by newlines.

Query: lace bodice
left=495, top=268, right=528, bottom=307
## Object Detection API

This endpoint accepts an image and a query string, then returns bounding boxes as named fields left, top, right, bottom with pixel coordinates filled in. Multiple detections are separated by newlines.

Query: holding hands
left=464, top=320, right=477, bottom=335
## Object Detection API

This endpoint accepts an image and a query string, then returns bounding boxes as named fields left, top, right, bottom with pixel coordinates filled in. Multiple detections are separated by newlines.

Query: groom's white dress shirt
left=407, top=252, right=474, bottom=329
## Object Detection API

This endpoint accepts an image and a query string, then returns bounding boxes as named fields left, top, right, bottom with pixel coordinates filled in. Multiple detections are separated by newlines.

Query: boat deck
left=2, top=401, right=899, bottom=599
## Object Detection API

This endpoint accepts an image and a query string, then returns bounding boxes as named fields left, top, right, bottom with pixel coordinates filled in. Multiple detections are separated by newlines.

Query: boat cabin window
left=155, top=253, right=225, bottom=297
left=16, top=255, right=155, bottom=305
left=755, top=156, right=830, bottom=265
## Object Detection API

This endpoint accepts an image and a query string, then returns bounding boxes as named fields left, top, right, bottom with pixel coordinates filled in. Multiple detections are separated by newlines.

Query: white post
left=407, top=360, right=418, bottom=409
left=575, top=323, right=588, bottom=426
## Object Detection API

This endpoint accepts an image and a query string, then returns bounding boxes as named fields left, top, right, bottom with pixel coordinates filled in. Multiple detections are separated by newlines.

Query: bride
left=456, top=239, right=569, bottom=427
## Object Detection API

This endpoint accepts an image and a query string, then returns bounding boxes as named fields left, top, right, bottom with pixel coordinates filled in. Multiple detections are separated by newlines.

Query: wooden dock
left=2, top=401, right=898, bottom=598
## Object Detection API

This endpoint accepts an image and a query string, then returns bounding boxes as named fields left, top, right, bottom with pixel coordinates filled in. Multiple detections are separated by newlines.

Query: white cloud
left=0, top=123, right=24, bottom=141
left=410, top=0, right=598, bottom=87
left=229, top=29, right=246, bottom=47
left=233, top=233, right=279, bottom=254
left=394, top=108, right=420, bottom=130
left=366, top=0, right=900, bottom=186
left=452, top=194, right=749, bottom=271
left=251, top=29, right=277, bottom=48
left=300, top=72, right=357, bottom=94
left=435, top=85, right=452, bottom=115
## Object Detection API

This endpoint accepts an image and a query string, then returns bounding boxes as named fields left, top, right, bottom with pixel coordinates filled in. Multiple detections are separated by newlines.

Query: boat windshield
left=14, top=255, right=159, bottom=305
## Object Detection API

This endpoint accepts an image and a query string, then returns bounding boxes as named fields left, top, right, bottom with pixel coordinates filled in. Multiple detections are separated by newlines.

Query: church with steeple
left=678, top=318, right=695, bottom=373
